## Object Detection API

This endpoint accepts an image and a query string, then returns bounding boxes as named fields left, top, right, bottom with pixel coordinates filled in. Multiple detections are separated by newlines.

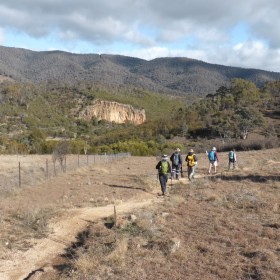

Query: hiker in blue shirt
left=206, top=147, right=219, bottom=174
left=170, top=148, right=182, bottom=180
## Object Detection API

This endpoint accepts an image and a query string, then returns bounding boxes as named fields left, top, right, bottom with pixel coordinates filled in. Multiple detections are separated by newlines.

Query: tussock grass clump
left=224, top=188, right=266, bottom=210
left=72, top=248, right=101, bottom=275
left=0, top=186, right=20, bottom=199
left=120, top=211, right=161, bottom=239
left=14, top=207, right=53, bottom=235
left=106, top=237, right=128, bottom=269
left=0, top=207, right=54, bottom=256
left=169, top=194, right=185, bottom=205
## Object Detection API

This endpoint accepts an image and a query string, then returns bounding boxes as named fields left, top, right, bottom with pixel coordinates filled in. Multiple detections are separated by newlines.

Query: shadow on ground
left=220, top=174, right=280, bottom=183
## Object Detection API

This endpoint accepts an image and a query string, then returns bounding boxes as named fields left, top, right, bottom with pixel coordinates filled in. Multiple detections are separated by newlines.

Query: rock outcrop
left=79, top=100, right=146, bottom=125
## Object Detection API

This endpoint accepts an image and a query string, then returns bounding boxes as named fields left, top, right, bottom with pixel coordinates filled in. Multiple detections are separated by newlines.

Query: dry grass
left=0, top=206, right=55, bottom=256
left=106, top=237, right=128, bottom=269
left=168, top=193, right=186, bottom=205
left=54, top=149, right=280, bottom=280
left=14, top=207, right=53, bottom=234
left=0, top=149, right=279, bottom=280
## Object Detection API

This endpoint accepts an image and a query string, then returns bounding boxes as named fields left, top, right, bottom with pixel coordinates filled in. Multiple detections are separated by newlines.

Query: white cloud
left=205, top=40, right=280, bottom=72
left=0, top=0, right=280, bottom=71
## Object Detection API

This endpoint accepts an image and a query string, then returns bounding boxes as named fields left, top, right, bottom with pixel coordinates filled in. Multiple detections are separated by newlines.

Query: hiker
left=228, top=149, right=237, bottom=170
left=185, top=149, right=198, bottom=181
left=156, top=155, right=171, bottom=196
left=206, top=147, right=219, bottom=174
left=170, top=148, right=182, bottom=180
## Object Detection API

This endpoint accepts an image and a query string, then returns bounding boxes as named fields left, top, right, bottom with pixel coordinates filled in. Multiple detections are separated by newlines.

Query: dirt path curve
left=1, top=198, right=155, bottom=280
left=2, top=150, right=276, bottom=280
left=0, top=156, right=175, bottom=280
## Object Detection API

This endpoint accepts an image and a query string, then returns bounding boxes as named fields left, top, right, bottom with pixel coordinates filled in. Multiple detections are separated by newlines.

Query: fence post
left=114, top=205, right=117, bottom=228
left=18, top=162, right=21, bottom=188
left=46, top=159, right=49, bottom=179
left=53, top=161, right=56, bottom=176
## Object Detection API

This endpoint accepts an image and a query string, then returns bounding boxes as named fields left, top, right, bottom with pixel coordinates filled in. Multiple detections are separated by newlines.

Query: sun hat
left=212, top=147, right=216, bottom=151
left=189, top=149, right=194, bottom=153
left=162, top=154, right=168, bottom=160
left=176, top=148, right=181, bottom=152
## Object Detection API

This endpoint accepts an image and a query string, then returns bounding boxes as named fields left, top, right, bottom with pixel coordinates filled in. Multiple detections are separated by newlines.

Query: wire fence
left=0, top=153, right=130, bottom=191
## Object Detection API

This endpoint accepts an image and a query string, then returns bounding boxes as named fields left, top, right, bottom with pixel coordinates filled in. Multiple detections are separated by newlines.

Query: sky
left=1, top=0, right=280, bottom=72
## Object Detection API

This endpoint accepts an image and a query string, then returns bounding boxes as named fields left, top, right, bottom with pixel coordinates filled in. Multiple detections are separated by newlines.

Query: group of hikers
left=156, top=147, right=237, bottom=196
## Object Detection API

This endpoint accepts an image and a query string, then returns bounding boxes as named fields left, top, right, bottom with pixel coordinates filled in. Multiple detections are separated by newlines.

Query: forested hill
left=0, top=45, right=280, bottom=96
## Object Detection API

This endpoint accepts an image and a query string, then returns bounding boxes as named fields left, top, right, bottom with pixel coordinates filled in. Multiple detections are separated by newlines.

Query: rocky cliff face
left=79, top=100, right=146, bottom=125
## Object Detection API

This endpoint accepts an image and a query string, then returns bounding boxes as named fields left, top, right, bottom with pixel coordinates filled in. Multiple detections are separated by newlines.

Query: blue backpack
left=208, top=150, right=215, bottom=161
left=172, top=153, right=179, bottom=165
left=229, top=151, right=234, bottom=160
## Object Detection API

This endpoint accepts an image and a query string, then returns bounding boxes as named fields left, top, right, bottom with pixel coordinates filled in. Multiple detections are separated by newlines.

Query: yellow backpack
left=187, top=154, right=195, bottom=167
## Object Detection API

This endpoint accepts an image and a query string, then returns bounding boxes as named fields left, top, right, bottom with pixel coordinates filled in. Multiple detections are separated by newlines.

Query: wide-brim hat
left=212, top=147, right=216, bottom=151
left=162, top=154, right=168, bottom=160
left=176, top=148, right=181, bottom=152
left=189, top=149, right=194, bottom=153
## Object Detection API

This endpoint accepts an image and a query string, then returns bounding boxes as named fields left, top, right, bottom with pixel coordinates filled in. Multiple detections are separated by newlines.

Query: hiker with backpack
left=170, top=148, right=182, bottom=180
left=156, top=155, right=171, bottom=196
left=206, top=147, right=219, bottom=174
left=185, top=149, right=198, bottom=181
left=228, top=149, right=237, bottom=170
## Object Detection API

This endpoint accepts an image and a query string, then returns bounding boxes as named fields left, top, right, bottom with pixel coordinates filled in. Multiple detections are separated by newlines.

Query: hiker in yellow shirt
left=185, top=149, right=198, bottom=181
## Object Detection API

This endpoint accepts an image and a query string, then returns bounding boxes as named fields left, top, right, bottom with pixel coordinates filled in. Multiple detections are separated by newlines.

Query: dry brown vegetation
left=0, top=148, right=279, bottom=280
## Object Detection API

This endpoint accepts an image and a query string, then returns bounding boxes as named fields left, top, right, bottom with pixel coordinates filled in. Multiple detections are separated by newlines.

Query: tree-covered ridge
left=182, top=78, right=279, bottom=140
left=1, top=45, right=280, bottom=97
left=0, top=81, right=182, bottom=154
left=0, top=79, right=278, bottom=155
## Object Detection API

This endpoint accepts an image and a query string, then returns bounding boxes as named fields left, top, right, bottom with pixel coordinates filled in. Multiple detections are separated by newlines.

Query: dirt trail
left=1, top=199, right=155, bottom=280
left=0, top=156, right=186, bottom=280
left=2, top=149, right=279, bottom=279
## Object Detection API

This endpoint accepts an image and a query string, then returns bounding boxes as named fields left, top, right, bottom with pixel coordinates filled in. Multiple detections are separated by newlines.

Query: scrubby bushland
left=0, top=78, right=279, bottom=155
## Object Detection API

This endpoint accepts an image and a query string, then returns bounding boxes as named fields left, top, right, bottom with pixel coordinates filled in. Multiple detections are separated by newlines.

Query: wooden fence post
left=18, top=162, right=21, bottom=188
left=46, top=159, right=49, bottom=179
left=53, top=161, right=56, bottom=176
left=114, top=205, right=117, bottom=228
